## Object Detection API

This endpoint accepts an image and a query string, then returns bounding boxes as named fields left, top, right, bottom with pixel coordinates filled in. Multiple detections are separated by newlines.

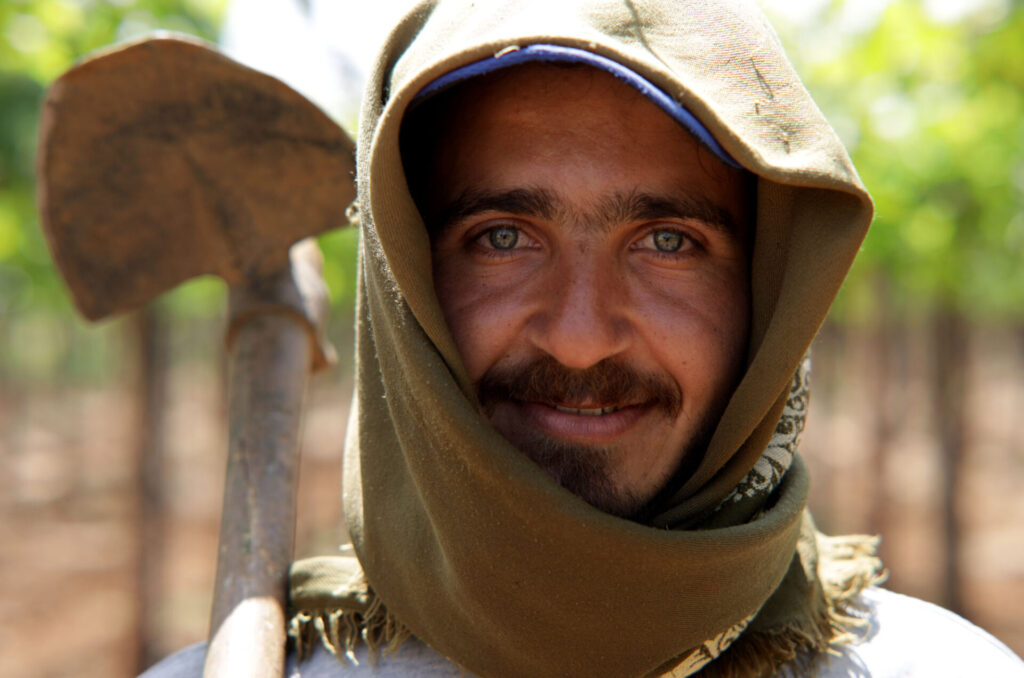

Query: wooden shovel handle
left=204, top=241, right=332, bottom=678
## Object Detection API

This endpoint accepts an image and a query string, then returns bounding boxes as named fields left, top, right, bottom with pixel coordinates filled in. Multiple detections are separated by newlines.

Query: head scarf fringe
left=694, top=534, right=886, bottom=678
left=287, top=532, right=884, bottom=677
left=289, top=574, right=411, bottom=666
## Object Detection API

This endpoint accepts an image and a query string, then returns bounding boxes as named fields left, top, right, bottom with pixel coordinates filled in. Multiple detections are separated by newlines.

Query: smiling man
left=411, top=63, right=752, bottom=519
left=143, top=1, right=1024, bottom=677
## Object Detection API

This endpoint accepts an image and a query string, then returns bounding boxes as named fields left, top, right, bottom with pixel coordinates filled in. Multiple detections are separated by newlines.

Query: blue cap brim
left=412, top=44, right=742, bottom=170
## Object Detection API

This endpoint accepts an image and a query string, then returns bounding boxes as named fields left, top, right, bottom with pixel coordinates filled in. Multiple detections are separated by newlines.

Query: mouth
left=475, top=355, right=684, bottom=447
left=510, top=399, right=650, bottom=443
left=550, top=404, right=628, bottom=416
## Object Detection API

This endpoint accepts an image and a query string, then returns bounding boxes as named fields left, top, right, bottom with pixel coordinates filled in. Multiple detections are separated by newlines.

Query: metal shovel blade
left=37, top=34, right=356, bottom=321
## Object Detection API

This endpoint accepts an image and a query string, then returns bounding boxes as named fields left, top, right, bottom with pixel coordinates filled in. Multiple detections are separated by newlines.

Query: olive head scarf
left=289, top=1, right=882, bottom=676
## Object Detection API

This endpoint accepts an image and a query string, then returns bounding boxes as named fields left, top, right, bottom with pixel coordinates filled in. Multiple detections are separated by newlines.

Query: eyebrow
left=601, top=191, right=737, bottom=236
left=432, top=186, right=737, bottom=237
left=435, top=187, right=558, bottom=234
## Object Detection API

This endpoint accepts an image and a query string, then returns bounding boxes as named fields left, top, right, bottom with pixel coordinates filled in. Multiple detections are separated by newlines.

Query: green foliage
left=767, top=0, right=1024, bottom=321
left=318, top=224, right=360, bottom=310
left=0, top=0, right=225, bottom=81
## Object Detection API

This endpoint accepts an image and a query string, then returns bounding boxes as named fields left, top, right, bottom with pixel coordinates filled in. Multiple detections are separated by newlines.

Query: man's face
left=420, top=65, right=751, bottom=518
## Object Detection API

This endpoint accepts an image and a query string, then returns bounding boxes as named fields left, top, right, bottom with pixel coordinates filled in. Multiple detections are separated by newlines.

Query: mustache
left=476, top=355, right=682, bottom=418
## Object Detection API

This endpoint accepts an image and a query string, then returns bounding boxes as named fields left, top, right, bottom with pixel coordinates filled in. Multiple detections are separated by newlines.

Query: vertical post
left=133, top=304, right=170, bottom=673
left=932, top=308, right=968, bottom=614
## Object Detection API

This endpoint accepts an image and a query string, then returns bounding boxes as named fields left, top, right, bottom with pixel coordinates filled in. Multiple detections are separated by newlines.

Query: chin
left=508, top=431, right=650, bottom=518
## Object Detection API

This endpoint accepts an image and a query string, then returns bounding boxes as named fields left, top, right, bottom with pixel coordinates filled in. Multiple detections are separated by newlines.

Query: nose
left=526, top=255, right=632, bottom=369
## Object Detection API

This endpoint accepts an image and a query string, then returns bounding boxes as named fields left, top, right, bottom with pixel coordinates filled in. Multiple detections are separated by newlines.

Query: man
left=145, top=0, right=1024, bottom=676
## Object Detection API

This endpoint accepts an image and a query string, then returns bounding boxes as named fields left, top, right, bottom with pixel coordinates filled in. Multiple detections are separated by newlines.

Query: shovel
left=37, top=34, right=356, bottom=677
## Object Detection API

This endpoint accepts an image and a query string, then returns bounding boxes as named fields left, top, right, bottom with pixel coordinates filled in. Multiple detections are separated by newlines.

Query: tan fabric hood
left=290, top=1, right=879, bottom=676
left=359, top=0, right=871, bottom=522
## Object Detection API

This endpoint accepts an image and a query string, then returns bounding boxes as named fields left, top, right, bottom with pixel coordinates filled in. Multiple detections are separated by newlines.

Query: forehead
left=404, top=63, right=749, bottom=231
left=432, top=63, right=702, bottom=155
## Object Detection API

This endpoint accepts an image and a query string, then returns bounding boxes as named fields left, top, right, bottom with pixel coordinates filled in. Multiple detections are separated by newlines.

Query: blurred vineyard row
left=1, top=0, right=1023, bottom=676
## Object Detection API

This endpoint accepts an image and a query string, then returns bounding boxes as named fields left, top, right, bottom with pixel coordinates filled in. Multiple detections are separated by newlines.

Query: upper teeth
left=553, top=405, right=620, bottom=415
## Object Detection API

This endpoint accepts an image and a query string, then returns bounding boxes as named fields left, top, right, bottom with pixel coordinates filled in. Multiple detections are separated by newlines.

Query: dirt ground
left=1, top=325, right=1021, bottom=677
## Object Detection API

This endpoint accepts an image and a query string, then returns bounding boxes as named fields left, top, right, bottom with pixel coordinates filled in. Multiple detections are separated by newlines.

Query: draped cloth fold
left=290, top=1, right=881, bottom=676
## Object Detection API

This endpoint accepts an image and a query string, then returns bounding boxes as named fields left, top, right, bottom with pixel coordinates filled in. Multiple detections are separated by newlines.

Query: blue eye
left=653, top=230, right=684, bottom=252
left=488, top=226, right=519, bottom=250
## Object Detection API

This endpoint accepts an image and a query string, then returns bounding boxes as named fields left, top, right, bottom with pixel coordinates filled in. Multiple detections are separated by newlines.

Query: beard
left=477, top=355, right=715, bottom=519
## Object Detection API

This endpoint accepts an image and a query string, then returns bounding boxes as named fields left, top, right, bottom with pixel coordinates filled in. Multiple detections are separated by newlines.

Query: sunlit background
left=1, top=0, right=1022, bottom=675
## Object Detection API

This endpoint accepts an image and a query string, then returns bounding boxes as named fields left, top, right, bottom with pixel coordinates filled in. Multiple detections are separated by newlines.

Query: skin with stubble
left=404, top=64, right=752, bottom=518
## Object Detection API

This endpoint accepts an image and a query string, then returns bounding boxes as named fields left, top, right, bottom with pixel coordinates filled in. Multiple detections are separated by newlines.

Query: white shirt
left=141, top=588, right=1024, bottom=677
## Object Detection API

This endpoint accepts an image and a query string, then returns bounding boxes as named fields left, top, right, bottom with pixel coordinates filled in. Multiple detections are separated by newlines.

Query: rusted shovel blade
left=37, top=34, right=356, bottom=321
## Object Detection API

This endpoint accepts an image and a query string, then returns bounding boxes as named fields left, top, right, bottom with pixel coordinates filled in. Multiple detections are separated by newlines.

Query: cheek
left=700, top=269, right=751, bottom=358
left=433, top=260, right=531, bottom=380
left=631, top=267, right=750, bottom=389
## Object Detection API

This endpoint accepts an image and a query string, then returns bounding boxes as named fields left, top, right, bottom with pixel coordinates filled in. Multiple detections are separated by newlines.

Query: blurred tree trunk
left=812, top=318, right=844, bottom=530
left=131, top=304, right=171, bottom=672
left=868, top=276, right=901, bottom=545
left=932, top=307, right=968, bottom=614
